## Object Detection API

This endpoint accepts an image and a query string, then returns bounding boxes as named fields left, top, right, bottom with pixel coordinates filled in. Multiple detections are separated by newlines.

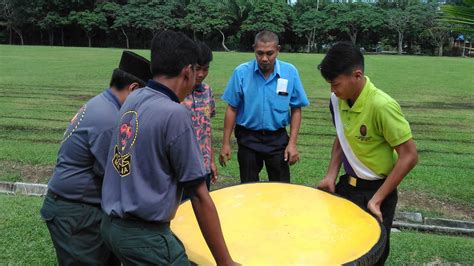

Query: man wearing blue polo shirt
left=220, top=30, right=309, bottom=183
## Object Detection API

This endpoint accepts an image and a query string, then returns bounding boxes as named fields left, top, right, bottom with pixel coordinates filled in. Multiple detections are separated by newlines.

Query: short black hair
left=150, top=30, right=198, bottom=77
left=110, top=70, right=147, bottom=90
left=254, top=30, right=279, bottom=45
left=196, top=41, right=213, bottom=66
left=318, top=42, right=364, bottom=81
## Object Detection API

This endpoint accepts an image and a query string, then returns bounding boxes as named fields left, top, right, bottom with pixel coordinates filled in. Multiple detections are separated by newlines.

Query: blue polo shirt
left=222, top=59, right=309, bottom=131
left=101, top=80, right=207, bottom=222
left=48, top=88, right=121, bottom=204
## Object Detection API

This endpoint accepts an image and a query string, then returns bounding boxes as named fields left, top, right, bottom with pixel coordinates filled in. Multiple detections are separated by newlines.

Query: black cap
left=114, top=51, right=152, bottom=84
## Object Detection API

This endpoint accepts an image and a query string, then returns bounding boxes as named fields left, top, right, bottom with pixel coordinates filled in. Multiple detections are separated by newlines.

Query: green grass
left=389, top=230, right=474, bottom=265
left=0, top=194, right=472, bottom=265
left=0, top=44, right=473, bottom=211
left=0, top=194, right=56, bottom=264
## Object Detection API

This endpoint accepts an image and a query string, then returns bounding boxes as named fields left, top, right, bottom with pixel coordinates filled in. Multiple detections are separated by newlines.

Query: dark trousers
left=40, top=192, right=119, bottom=266
left=101, top=215, right=189, bottom=266
left=237, top=144, right=290, bottom=183
left=335, top=175, right=398, bottom=266
left=235, top=125, right=290, bottom=183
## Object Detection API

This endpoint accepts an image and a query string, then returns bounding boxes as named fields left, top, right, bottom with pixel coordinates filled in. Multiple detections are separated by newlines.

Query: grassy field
left=1, top=194, right=473, bottom=265
left=1, top=45, right=473, bottom=219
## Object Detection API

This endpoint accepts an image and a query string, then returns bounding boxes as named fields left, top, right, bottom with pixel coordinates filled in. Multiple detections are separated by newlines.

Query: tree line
left=1, top=0, right=472, bottom=56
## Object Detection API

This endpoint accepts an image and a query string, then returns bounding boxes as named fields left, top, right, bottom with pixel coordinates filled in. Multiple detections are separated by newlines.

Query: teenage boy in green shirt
left=317, top=42, right=418, bottom=265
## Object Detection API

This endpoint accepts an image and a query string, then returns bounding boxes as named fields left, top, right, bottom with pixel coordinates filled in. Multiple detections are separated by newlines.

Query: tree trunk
left=438, top=44, right=443, bottom=57
left=40, top=30, right=44, bottom=44
left=49, top=31, right=54, bottom=45
left=311, top=28, right=316, bottom=52
left=193, top=29, right=196, bottom=41
left=88, top=36, right=92, bottom=47
left=9, top=27, right=12, bottom=44
left=13, top=27, right=24, bottom=45
left=121, top=27, right=129, bottom=49
left=349, top=28, right=357, bottom=44
left=350, top=33, right=357, bottom=44
left=61, top=28, right=65, bottom=46
left=218, top=29, right=230, bottom=52
left=397, top=31, right=403, bottom=54
left=305, top=35, right=311, bottom=53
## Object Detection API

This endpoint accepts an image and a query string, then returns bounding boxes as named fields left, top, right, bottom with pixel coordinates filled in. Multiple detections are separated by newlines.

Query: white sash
left=330, top=93, right=383, bottom=180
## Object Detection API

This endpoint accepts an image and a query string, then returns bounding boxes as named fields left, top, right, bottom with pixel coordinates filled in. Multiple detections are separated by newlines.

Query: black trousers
left=336, top=175, right=398, bottom=266
left=237, top=144, right=290, bottom=183
left=235, top=125, right=290, bottom=183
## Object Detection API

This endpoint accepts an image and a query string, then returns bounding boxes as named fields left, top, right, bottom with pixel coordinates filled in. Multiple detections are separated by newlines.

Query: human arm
left=219, top=105, right=237, bottom=167
left=90, top=129, right=114, bottom=178
left=285, top=66, right=309, bottom=165
left=209, top=88, right=218, bottom=183
left=187, top=182, right=238, bottom=265
left=367, top=139, right=418, bottom=221
left=284, top=107, right=302, bottom=165
left=317, top=137, right=343, bottom=193
left=210, top=136, right=218, bottom=184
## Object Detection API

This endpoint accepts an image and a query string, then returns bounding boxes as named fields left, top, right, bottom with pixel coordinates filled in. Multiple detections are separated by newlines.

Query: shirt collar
left=147, top=79, right=180, bottom=103
left=194, top=83, right=206, bottom=93
left=253, top=59, right=281, bottom=79
left=340, top=76, right=372, bottom=113
left=104, top=88, right=122, bottom=109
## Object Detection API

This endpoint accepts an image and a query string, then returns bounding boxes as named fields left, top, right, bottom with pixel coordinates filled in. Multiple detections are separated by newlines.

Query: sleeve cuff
left=389, top=133, right=413, bottom=147
left=179, top=176, right=206, bottom=188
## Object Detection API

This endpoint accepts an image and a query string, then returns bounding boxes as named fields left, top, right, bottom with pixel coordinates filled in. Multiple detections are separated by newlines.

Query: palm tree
left=441, top=0, right=474, bottom=32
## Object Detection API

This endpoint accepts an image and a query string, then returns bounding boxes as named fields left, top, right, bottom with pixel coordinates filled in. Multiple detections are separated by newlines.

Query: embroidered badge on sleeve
left=62, top=105, right=87, bottom=143
left=112, top=110, right=139, bottom=177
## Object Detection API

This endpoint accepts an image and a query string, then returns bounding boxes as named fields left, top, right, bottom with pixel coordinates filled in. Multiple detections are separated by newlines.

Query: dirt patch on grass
left=398, top=190, right=474, bottom=220
left=0, top=161, right=52, bottom=183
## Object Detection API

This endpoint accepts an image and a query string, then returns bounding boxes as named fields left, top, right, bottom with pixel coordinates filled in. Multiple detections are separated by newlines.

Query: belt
left=341, top=175, right=385, bottom=190
left=47, top=190, right=101, bottom=208
left=236, top=124, right=285, bottom=136
left=109, top=215, right=170, bottom=229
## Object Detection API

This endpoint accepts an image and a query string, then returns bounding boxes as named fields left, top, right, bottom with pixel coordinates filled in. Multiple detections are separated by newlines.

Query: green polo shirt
left=338, top=76, right=412, bottom=177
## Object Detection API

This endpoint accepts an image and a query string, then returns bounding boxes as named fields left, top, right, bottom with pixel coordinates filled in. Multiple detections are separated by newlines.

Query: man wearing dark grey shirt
left=40, top=51, right=151, bottom=266
left=101, top=31, right=238, bottom=266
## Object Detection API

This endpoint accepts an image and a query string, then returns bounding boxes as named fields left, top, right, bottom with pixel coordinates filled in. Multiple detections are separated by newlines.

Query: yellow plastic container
left=171, top=183, right=385, bottom=265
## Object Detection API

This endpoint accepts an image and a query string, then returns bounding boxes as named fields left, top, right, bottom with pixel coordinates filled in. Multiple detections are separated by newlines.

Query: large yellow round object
left=171, top=183, right=385, bottom=265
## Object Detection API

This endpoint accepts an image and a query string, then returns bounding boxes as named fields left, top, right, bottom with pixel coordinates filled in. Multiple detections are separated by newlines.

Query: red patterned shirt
left=182, top=83, right=216, bottom=174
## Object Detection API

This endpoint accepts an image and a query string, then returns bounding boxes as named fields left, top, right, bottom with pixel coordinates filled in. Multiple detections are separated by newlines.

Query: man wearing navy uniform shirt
left=40, top=51, right=151, bottom=265
left=100, top=31, right=238, bottom=266
left=219, top=30, right=309, bottom=183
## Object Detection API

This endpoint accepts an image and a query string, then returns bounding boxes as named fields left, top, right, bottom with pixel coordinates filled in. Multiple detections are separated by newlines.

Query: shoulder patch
left=62, top=105, right=87, bottom=143
left=112, top=110, right=139, bottom=177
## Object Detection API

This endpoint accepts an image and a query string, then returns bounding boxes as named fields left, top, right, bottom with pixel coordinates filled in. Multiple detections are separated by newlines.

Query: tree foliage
left=0, top=0, right=468, bottom=56
left=241, top=0, right=291, bottom=34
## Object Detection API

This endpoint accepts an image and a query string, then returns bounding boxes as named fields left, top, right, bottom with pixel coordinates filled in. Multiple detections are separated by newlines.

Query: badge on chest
left=356, top=124, right=372, bottom=142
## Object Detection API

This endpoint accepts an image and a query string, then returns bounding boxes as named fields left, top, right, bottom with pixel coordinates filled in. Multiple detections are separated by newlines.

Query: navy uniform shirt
left=48, top=88, right=121, bottom=204
left=102, top=80, right=207, bottom=222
